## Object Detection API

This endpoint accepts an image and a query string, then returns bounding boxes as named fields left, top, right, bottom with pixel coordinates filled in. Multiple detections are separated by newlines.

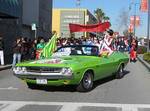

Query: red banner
left=130, top=16, right=140, bottom=27
left=69, top=22, right=110, bottom=33
left=140, top=0, right=148, bottom=12
left=128, top=24, right=134, bottom=33
left=135, top=16, right=140, bottom=26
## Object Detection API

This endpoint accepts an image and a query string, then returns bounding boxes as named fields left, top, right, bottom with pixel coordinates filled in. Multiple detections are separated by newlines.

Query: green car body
left=13, top=45, right=129, bottom=91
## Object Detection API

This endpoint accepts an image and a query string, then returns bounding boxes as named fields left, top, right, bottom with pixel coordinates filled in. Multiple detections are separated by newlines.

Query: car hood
left=16, top=56, right=97, bottom=68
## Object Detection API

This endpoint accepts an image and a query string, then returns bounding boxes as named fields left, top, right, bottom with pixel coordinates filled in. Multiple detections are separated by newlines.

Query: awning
left=0, top=0, right=21, bottom=18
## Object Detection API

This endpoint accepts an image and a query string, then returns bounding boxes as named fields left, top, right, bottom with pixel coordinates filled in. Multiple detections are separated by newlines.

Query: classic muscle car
left=13, top=45, right=129, bottom=92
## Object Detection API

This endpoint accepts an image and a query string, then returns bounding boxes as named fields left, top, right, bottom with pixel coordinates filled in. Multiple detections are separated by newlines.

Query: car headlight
left=61, top=68, right=72, bottom=76
left=13, top=67, right=22, bottom=73
left=22, top=67, right=27, bottom=72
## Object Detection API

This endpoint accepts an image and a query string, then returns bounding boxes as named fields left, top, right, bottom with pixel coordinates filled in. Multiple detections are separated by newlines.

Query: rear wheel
left=116, top=64, right=124, bottom=79
left=77, top=71, right=94, bottom=92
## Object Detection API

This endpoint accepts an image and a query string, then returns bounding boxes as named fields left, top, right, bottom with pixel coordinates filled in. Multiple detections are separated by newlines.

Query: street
left=0, top=60, right=149, bottom=111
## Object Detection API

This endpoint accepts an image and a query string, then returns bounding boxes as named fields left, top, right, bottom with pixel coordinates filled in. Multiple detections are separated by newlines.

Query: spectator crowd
left=0, top=29, right=139, bottom=66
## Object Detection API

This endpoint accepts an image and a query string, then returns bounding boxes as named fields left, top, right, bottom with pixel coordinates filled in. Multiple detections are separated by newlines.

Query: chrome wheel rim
left=119, top=66, right=124, bottom=77
left=83, top=74, right=92, bottom=89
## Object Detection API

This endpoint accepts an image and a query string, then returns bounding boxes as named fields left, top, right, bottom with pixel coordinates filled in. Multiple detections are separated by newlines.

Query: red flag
left=140, top=0, right=148, bottom=12
left=130, top=16, right=140, bottom=27
left=69, top=22, right=110, bottom=33
left=128, top=24, right=134, bottom=33
left=135, top=16, right=140, bottom=26
left=130, top=16, right=134, bottom=25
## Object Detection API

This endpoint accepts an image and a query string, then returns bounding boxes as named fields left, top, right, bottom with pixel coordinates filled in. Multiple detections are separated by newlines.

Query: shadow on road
left=29, top=70, right=130, bottom=92
left=93, top=70, right=130, bottom=90
left=31, top=85, right=77, bottom=92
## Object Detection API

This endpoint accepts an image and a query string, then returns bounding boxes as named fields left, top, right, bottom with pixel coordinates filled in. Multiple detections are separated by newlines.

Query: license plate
left=36, top=79, right=47, bottom=84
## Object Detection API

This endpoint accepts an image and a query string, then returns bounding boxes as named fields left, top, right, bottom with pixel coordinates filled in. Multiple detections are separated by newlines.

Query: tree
left=103, top=16, right=110, bottom=22
left=94, top=8, right=105, bottom=23
left=94, top=8, right=110, bottom=23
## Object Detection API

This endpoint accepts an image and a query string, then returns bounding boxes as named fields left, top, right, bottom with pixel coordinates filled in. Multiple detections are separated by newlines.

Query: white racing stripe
left=0, top=101, right=149, bottom=111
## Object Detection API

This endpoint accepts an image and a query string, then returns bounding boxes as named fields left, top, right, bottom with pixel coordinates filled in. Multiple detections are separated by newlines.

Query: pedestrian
left=29, top=41, right=36, bottom=60
left=130, top=38, right=137, bottom=62
left=21, top=37, right=29, bottom=61
left=118, top=37, right=126, bottom=52
left=12, top=37, right=22, bottom=67
left=0, top=35, right=4, bottom=65
left=36, top=38, right=45, bottom=59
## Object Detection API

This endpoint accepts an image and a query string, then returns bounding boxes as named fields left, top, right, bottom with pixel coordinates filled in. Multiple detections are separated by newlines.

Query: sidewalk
left=0, top=65, right=12, bottom=71
left=137, top=54, right=150, bottom=71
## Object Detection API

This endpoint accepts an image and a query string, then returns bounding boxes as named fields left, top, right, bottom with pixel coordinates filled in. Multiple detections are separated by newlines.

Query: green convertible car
left=13, top=45, right=129, bottom=92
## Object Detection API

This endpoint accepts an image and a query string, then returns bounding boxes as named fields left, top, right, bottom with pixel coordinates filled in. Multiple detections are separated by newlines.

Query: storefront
left=0, top=0, right=22, bottom=64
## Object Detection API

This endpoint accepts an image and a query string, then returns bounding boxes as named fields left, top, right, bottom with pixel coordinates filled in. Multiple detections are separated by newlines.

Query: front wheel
left=76, top=72, right=94, bottom=92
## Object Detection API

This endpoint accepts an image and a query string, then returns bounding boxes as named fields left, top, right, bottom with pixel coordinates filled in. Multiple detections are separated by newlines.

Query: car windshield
left=52, top=45, right=99, bottom=57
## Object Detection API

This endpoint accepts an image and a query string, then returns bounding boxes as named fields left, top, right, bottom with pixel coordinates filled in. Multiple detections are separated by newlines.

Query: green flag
left=41, top=34, right=57, bottom=58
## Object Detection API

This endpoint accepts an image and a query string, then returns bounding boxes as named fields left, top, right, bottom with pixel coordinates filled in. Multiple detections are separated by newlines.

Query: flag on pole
left=41, top=34, right=57, bottom=58
left=140, top=0, right=148, bottom=12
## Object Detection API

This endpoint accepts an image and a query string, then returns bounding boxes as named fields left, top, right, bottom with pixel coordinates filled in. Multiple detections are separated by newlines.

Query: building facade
left=52, top=9, right=97, bottom=38
left=0, top=0, right=52, bottom=64
left=22, top=0, right=52, bottom=39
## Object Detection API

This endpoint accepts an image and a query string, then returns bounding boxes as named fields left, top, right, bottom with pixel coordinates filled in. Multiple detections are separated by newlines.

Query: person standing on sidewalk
left=12, top=37, right=22, bottom=67
left=0, top=36, right=4, bottom=65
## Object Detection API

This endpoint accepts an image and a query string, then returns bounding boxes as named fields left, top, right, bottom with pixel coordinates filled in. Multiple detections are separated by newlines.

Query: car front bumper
left=14, top=71, right=73, bottom=80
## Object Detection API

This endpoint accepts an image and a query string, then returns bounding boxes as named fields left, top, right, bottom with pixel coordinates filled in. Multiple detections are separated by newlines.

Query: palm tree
left=103, top=16, right=110, bottom=22
left=94, top=8, right=105, bottom=23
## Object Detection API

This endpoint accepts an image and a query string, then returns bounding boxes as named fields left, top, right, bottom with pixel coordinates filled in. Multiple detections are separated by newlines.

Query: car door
left=94, top=55, right=117, bottom=80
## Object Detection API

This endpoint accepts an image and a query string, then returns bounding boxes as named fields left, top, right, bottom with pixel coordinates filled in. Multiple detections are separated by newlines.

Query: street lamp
left=147, top=0, right=150, bottom=52
left=129, top=2, right=140, bottom=37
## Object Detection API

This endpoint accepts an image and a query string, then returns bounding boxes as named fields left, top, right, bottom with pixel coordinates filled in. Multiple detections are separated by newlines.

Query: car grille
left=26, top=67, right=62, bottom=73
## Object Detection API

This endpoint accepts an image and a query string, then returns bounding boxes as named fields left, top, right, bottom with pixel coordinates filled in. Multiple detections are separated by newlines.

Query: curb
left=0, top=65, right=12, bottom=71
left=137, top=55, right=150, bottom=71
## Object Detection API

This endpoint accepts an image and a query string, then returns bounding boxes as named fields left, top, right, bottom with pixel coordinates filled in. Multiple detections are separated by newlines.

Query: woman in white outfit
left=99, top=29, right=114, bottom=56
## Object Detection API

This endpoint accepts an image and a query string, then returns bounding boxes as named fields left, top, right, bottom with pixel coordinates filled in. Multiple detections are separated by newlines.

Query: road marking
left=0, top=87, right=18, bottom=90
left=60, top=105, right=79, bottom=111
left=0, top=104, right=9, bottom=110
left=1, top=103, right=25, bottom=111
left=122, top=106, right=138, bottom=111
left=0, top=101, right=149, bottom=111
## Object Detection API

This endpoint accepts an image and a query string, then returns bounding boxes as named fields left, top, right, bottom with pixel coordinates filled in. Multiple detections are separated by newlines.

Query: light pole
left=133, top=3, right=137, bottom=37
left=76, top=0, right=81, bottom=38
left=133, top=3, right=140, bottom=37
left=147, top=0, right=150, bottom=52
left=129, top=2, right=140, bottom=37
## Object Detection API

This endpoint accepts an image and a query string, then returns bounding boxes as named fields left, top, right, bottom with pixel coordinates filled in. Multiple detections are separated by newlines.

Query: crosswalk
left=0, top=101, right=150, bottom=111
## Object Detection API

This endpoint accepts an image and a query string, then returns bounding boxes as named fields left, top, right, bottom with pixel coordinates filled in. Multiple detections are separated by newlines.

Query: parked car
left=13, top=45, right=129, bottom=92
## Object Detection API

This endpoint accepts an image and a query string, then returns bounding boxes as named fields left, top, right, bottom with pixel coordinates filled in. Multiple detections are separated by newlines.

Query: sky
left=53, top=0, right=148, bottom=37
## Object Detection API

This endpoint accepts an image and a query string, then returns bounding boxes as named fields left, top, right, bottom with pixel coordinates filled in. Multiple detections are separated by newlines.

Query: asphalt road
left=0, top=60, right=149, bottom=111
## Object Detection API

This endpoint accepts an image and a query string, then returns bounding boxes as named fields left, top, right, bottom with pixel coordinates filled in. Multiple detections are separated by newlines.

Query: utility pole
left=133, top=3, right=139, bottom=37
left=133, top=3, right=137, bottom=37
left=147, top=0, right=150, bottom=52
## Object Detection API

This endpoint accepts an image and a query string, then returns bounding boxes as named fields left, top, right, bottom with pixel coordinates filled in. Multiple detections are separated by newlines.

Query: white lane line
left=122, top=107, right=138, bottom=111
left=0, top=101, right=149, bottom=111
left=1, top=103, right=26, bottom=111
left=0, top=87, right=18, bottom=90
left=60, top=105, right=79, bottom=111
